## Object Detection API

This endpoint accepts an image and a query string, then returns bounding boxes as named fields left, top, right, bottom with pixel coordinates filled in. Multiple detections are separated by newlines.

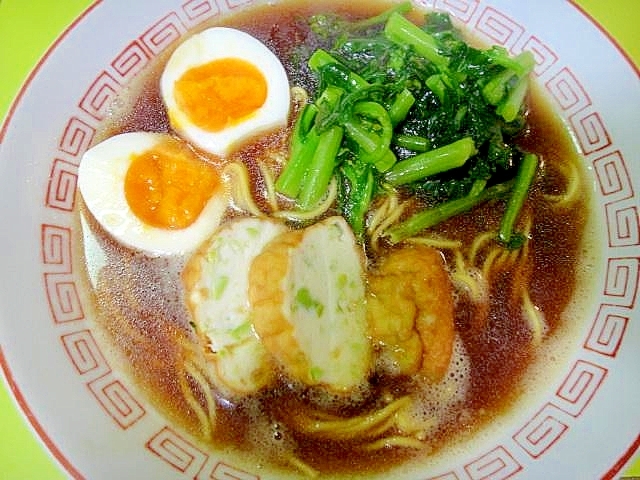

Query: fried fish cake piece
left=367, top=244, right=455, bottom=382
left=249, top=216, right=371, bottom=393
left=183, top=217, right=287, bottom=395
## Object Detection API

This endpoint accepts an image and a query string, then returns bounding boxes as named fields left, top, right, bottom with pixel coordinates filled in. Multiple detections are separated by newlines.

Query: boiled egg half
left=78, top=131, right=227, bottom=256
left=160, top=27, right=291, bottom=157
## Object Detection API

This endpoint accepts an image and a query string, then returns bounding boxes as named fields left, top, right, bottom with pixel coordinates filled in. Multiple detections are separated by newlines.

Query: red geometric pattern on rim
left=512, top=403, right=570, bottom=459
left=181, top=0, right=220, bottom=27
left=570, top=110, right=611, bottom=154
left=44, top=273, right=84, bottom=323
left=147, top=427, right=208, bottom=475
left=603, top=257, right=639, bottom=307
left=58, top=116, right=95, bottom=159
left=197, top=460, right=260, bottom=480
left=592, top=150, right=634, bottom=200
left=465, top=445, right=522, bottom=480
left=545, top=67, right=591, bottom=112
left=111, top=40, right=151, bottom=83
left=434, top=0, right=480, bottom=23
left=474, top=7, right=524, bottom=50
left=224, top=0, right=253, bottom=9
left=46, top=158, right=77, bottom=212
left=584, top=304, right=629, bottom=357
left=88, top=374, right=146, bottom=430
left=78, top=70, right=121, bottom=121
left=140, top=12, right=187, bottom=56
left=555, top=359, right=607, bottom=417
left=41, top=224, right=72, bottom=272
left=35, top=1, right=639, bottom=478
left=605, top=202, right=640, bottom=247
left=522, top=36, right=558, bottom=77
left=60, top=330, right=111, bottom=377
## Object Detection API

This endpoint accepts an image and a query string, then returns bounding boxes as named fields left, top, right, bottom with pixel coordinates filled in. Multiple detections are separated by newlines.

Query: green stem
left=372, top=149, right=396, bottom=172
left=497, top=74, right=529, bottom=122
left=393, top=134, right=430, bottom=152
left=276, top=127, right=320, bottom=198
left=425, top=74, right=448, bottom=103
left=298, top=126, right=344, bottom=210
left=483, top=50, right=535, bottom=107
left=309, top=49, right=369, bottom=90
left=388, top=88, right=415, bottom=125
left=384, top=12, right=449, bottom=69
left=344, top=119, right=379, bottom=152
left=356, top=101, right=393, bottom=160
left=288, top=103, right=317, bottom=162
left=339, top=162, right=375, bottom=237
left=384, top=136, right=476, bottom=186
left=487, top=48, right=536, bottom=78
left=482, top=68, right=515, bottom=105
left=497, top=152, right=539, bottom=245
left=276, top=104, right=318, bottom=198
left=386, top=179, right=515, bottom=243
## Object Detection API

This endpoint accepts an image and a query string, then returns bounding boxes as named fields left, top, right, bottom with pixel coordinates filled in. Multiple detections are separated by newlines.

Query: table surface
left=0, top=1, right=638, bottom=478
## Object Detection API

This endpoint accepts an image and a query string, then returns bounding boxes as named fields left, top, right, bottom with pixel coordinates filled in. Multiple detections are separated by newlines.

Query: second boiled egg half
left=160, top=27, right=291, bottom=157
left=78, top=131, right=227, bottom=256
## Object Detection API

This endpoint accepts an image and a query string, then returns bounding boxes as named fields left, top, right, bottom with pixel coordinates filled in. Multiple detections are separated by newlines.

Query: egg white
left=78, top=131, right=227, bottom=256
left=160, top=27, right=291, bottom=157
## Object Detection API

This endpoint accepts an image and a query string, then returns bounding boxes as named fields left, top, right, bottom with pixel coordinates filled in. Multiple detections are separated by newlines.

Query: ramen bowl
left=0, top=1, right=638, bottom=478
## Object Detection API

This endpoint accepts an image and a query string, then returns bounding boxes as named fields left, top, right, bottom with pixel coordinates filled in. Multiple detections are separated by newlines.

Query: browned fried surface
left=367, top=244, right=455, bottom=382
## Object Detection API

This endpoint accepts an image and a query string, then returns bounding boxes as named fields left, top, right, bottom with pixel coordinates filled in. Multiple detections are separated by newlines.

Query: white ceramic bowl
left=0, top=1, right=638, bottom=479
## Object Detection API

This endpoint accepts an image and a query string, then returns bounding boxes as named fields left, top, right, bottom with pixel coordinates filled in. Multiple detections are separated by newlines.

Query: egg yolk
left=174, top=57, right=268, bottom=132
left=124, top=138, right=221, bottom=230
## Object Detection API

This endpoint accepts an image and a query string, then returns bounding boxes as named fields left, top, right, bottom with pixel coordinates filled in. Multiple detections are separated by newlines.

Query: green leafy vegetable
left=277, top=5, right=538, bottom=243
